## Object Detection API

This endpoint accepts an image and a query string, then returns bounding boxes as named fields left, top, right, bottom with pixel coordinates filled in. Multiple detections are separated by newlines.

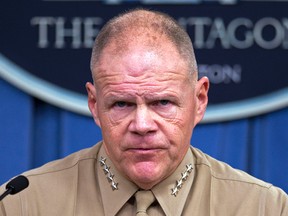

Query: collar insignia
left=171, top=164, right=193, bottom=197
left=99, top=156, right=119, bottom=191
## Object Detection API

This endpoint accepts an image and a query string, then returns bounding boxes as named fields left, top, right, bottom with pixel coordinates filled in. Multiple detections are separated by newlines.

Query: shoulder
left=0, top=142, right=103, bottom=215
left=191, top=146, right=271, bottom=188
left=191, top=147, right=288, bottom=215
left=23, top=142, right=102, bottom=178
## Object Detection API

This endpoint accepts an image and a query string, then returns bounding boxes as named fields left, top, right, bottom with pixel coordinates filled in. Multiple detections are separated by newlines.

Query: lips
left=128, top=147, right=162, bottom=151
left=124, top=145, right=168, bottom=156
left=121, top=135, right=169, bottom=152
left=124, top=141, right=168, bottom=150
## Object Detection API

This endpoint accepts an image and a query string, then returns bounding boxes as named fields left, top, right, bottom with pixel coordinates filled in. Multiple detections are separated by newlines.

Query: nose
left=129, top=105, right=157, bottom=136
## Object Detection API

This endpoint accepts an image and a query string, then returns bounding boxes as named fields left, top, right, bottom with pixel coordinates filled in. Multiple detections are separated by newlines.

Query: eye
left=114, top=101, right=127, bottom=108
left=159, top=100, right=170, bottom=106
left=152, top=99, right=171, bottom=107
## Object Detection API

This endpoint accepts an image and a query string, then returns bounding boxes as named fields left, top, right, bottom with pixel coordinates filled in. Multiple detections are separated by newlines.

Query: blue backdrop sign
left=1, top=0, right=288, bottom=122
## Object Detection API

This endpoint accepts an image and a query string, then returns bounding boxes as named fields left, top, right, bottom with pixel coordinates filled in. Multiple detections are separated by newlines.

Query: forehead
left=93, top=35, right=191, bottom=86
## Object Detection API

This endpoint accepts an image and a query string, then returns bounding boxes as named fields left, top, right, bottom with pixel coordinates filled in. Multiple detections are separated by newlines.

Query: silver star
left=181, top=171, right=189, bottom=181
left=103, top=164, right=110, bottom=174
left=171, top=187, right=178, bottom=197
left=186, top=164, right=193, bottom=173
left=107, top=173, right=114, bottom=182
left=111, top=181, right=118, bottom=190
left=176, top=180, right=183, bottom=188
left=99, top=157, right=106, bottom=166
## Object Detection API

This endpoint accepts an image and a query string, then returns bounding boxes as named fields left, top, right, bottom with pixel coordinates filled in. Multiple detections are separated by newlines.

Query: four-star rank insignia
left=171, top=164, right=193, bottom=197
left=99, top=156, right=119, bottom=191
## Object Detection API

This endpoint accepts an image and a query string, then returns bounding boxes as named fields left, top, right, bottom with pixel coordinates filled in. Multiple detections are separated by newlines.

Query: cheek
left=108, top=108, right=134, bottom=125
left=99, top=111, right=130, bottom=147
left=152, top=103, right=178, bottom=120
left=166, top=108, right=195, bottom=144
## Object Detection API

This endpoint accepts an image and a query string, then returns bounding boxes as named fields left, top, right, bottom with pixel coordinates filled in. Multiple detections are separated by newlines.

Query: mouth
left=126, top=147, right=165, bottom=154
left=129, top=148, right=157, bottom=151
left=123, top=139, right=169, bottom=154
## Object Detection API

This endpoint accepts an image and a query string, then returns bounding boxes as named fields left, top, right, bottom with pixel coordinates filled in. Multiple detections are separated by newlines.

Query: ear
left=86, top=82, right=101, bottom=127
left=194, top=76, right=209, bottom=126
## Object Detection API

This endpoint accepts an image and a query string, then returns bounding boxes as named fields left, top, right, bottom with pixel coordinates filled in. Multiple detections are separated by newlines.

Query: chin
left=128, top=162, right=165, bottom=188
left=133, top=175, right=162, bottom=190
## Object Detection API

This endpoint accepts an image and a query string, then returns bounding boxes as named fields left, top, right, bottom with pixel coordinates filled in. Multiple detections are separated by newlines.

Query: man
left=1, top=8, right=287, bottom=216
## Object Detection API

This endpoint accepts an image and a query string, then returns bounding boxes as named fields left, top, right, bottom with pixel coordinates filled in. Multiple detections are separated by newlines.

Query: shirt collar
left=151, top=148, right=195, bottom=216
left=97, top=144, right=195, bottom=216
left=97, top=145, right=138, bottom=216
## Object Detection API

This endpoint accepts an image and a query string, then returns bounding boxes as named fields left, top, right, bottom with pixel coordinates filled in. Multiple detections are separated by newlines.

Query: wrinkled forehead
left=95, top=44, right=190, bottom=87
left=93, top=31, right=192, bottom=81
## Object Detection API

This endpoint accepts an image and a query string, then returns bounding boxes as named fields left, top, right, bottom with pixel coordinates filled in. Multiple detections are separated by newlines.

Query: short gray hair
left=90, top=8, right=198, bottom=79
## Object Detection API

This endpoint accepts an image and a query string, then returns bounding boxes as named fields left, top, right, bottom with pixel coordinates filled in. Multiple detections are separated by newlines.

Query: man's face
left=87, top=37, right=208, bottom=189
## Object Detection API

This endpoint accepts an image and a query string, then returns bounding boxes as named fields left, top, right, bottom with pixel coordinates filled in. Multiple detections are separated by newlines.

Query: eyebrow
left=104, top=91, right=180, bottom=102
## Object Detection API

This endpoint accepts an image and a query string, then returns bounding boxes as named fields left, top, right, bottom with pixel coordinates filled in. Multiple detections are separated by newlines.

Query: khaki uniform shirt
left=1, top=142, right=287, bottom=216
